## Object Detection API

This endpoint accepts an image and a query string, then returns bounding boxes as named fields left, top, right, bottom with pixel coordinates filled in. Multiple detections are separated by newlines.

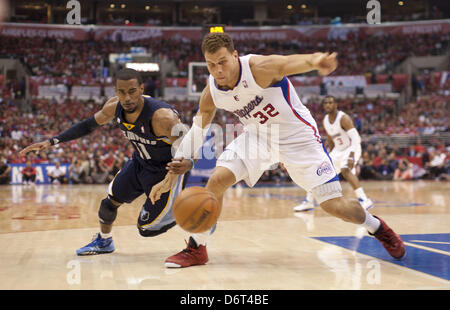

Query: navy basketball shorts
left=107, top=158, right=186, bottom=236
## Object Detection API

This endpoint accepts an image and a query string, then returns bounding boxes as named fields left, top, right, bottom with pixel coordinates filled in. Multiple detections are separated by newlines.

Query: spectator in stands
left=424, top=149, right=448, bottom=180
left=393, top=158, right=413, bottom=181
left=21, top=160, right=37, bottom=184
left=69, top=158, right=88, bottom=184
left=0, top=29, right=448, bottom=183
left=91, top=156, right=110, bottom=184
left=359, top=151, right=376, bottom=180
left=48, top=161, right=67, bottom=184
left=387, top=152, right=399, bottom=172
left=0, top=155, right=11, bottom=185
left=375, top=158, right=394, bottom=180
left=102, top=150, right=116, bottom=172
left=79, top=152, right=91, bottom=182
left=109, top=152, right=126, bottom=181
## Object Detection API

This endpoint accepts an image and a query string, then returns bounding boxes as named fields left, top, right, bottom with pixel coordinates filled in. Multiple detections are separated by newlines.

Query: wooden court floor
left=0, top=181, right=448, bottom=290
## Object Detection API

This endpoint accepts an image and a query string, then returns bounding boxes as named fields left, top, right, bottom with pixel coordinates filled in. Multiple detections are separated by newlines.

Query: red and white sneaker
left=370, top=216, right=406, bottom=260
left=165, top=237, right=209, bottom=268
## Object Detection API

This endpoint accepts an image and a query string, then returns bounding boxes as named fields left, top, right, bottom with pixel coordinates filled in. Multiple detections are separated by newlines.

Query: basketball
left=173, top=186, right=220, bottom=233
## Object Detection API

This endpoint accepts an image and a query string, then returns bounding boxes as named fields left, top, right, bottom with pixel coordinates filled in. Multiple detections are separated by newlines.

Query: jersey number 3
left=252, top=104, right=280, bottom=124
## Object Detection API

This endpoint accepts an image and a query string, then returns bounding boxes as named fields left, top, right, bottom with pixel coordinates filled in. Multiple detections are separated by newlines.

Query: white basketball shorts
left=216, top=130, right=342, bottom=203
left=329, top=148, right=361, bottom=174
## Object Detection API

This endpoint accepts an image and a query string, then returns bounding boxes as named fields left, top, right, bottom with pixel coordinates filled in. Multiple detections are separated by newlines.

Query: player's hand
left=149, top=173, right=177, bottom=204
left=166, top=157, right=193, bottom=174
left=19, top=140, right=51, bottom=156
left=313, top=52, right=338, bottom=76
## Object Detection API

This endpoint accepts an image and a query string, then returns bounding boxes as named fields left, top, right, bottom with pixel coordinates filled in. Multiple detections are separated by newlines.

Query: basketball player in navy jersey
left=19, top=68, right=193, bottom=255
left=151, top=32, right=405, bottom=268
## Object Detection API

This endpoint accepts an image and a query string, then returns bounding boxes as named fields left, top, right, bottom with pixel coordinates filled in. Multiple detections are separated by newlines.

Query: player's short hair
left=115, top=68, right=143, bottom=85
left=201, top=32, right=235, bottom=55
left=322, top=95, right=336, bottom=104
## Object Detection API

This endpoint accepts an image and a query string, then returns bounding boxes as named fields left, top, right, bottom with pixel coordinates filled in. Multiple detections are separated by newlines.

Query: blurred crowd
left=0, top=92, right=448, bottom=185
left=0, top=31, right=448, bottom=88
left=305, top=93, right=448, bottom=136
left=0, top=25, right=448, bottom=185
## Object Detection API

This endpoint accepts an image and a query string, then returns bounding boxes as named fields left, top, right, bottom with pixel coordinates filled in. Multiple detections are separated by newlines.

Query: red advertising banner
left=1, top=20, right=448, bottom=42
left=0, top=23, right=89, bottom=40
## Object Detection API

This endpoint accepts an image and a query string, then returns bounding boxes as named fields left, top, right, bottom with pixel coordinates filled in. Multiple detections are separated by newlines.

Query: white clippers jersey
left=323, top=111, right=351, bottom=151
left=208, top=54, right=322, bottom=147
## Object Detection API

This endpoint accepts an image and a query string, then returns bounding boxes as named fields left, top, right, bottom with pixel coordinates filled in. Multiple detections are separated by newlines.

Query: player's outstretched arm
left=251, top=52, right=338, bottom=88
left=152, top=107, right=194, bottom=175
left=149, top=86, right=216, bottom=203
left=172, top=84, right=216, bottom=160
left=19, top=96, right=118, bottom=156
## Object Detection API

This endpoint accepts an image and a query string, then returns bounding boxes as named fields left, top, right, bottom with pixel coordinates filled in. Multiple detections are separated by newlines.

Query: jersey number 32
left=252, top=104, right=279, bottom=124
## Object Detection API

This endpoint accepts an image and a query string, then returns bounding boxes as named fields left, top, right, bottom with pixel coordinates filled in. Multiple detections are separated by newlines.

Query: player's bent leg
left=314, top=181, right=366, bottom=224
left=316, top=182, right=405, bottom=259
left=340, top=167, right=374, bottom=210
left=206, top=166, right=237, bottom=210
left=138, top=175, right=183, bottom=237
left=138, top=221, right=177, bottom=237
left=76, top=196, right=120, bottom=256
left=98, top=196, right=121, bottom=226
left=340, top=168, right=361, bottom=189
left=293, top=191, right=315, bottom=212
left=320, top=196, right=366, bottom=224
left=165, top=167, right=238, bottom=268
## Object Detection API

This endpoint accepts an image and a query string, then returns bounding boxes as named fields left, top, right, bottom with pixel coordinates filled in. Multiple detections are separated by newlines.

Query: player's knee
left=137, top=222, right=176, bottom=237
left=98, top=197, right=120, bottom=225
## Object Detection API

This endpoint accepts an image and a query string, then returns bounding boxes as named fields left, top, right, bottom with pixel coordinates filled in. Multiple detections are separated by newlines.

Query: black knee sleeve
left=137, top=221, right=176, bottom=237
left=98, top=197, right=119, bottom=225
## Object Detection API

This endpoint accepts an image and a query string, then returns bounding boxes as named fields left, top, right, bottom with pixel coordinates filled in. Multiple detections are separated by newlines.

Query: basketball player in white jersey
left=294, top=95, right=373, bottom=211
left=150, top=33, right=405, bottom=267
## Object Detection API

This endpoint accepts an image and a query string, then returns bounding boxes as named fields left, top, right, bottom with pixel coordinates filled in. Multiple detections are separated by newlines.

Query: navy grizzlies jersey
left=115, top=95, right=174, bottom=171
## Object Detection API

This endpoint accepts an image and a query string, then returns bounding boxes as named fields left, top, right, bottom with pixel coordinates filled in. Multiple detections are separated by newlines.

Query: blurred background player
left=294, top=95, right=373, bottom=211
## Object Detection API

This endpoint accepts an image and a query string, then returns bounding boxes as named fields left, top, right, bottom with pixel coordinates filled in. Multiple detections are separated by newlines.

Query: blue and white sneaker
left=76, top=233, right=115, bottom=256
left=293, top=200, right=315, bottom=212
left=359, top=198, right=374, bottom=210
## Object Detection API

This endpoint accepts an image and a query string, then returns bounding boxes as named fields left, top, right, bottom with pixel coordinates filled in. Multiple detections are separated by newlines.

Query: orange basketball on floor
left=173, top=186, right=220, bottom=233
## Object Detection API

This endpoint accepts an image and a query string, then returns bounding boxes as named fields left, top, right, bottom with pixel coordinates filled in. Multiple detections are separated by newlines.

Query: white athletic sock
left=362, top=210, right=381, bottom=234
left=100, top=231, right=112, bottom=239
left=306, top=191, right=315, bottom=204
left=355, top=187, right=368, bottom=201
left=191, top=230, right=211, bottom=247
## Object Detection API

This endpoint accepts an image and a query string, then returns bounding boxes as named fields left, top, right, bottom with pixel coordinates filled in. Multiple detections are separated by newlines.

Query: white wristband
left=173, top=121, right=209, bottom=160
